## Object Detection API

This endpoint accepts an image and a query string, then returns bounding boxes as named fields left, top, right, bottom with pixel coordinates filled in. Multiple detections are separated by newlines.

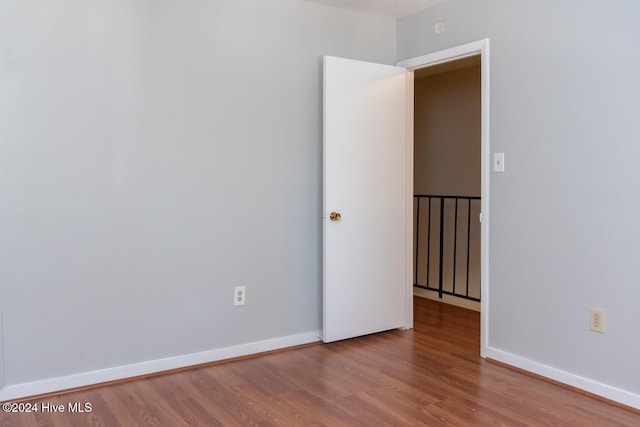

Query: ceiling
left=304, top=0, right=450, bottom=18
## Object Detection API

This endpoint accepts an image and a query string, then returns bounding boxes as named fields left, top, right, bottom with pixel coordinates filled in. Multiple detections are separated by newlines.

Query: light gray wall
left=0, top=0, right=396, bottom=386
left=400, top=0, right=640, bottom=395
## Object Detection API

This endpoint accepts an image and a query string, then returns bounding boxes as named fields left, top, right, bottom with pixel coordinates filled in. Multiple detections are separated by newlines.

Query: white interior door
left=323, top=56, right=409, bottom=343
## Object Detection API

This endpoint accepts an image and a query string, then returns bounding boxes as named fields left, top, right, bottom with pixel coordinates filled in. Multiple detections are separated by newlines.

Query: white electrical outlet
left=234, top=286, right=246, bottom=306
left=589, top=308, right=605, bottom=333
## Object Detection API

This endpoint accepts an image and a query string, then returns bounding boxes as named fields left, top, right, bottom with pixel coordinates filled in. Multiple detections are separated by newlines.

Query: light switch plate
left=494, top=153, right=505, bottom=172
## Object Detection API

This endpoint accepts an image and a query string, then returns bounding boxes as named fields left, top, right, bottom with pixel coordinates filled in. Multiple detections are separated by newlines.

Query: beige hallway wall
left=414, top=61, right=481, bottom=301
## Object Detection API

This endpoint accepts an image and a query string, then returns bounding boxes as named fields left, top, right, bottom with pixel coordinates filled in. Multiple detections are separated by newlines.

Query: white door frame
left=398, top=39, right=490, bottom=357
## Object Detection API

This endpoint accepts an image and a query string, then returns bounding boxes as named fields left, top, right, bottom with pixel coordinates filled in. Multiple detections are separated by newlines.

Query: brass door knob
left=329, top=212, right=341, bottom=221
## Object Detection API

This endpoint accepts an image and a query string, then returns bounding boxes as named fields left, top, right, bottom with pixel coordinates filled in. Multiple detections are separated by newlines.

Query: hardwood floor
left=2, top=297, right=638, bottom=426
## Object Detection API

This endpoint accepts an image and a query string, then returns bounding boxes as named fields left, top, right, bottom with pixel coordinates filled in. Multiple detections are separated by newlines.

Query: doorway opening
left=413, top=56, right=481, bottom=312
left=398, top=39, right=490, bottom=356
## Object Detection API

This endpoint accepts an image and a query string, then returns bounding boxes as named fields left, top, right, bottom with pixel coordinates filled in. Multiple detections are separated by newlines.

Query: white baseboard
left=485, top=346, right=640, bottom=410
left=0, top=331, right=321, bottom=402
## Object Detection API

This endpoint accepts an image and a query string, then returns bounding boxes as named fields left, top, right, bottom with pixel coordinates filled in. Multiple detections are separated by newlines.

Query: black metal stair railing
left=413, top=195, right=481, bottom=302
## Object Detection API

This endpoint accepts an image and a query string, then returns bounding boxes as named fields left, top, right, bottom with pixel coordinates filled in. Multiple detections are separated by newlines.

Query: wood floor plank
left=177, top=370, right=263, bottom=426
left=1, top=297, right=639, bottom=426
